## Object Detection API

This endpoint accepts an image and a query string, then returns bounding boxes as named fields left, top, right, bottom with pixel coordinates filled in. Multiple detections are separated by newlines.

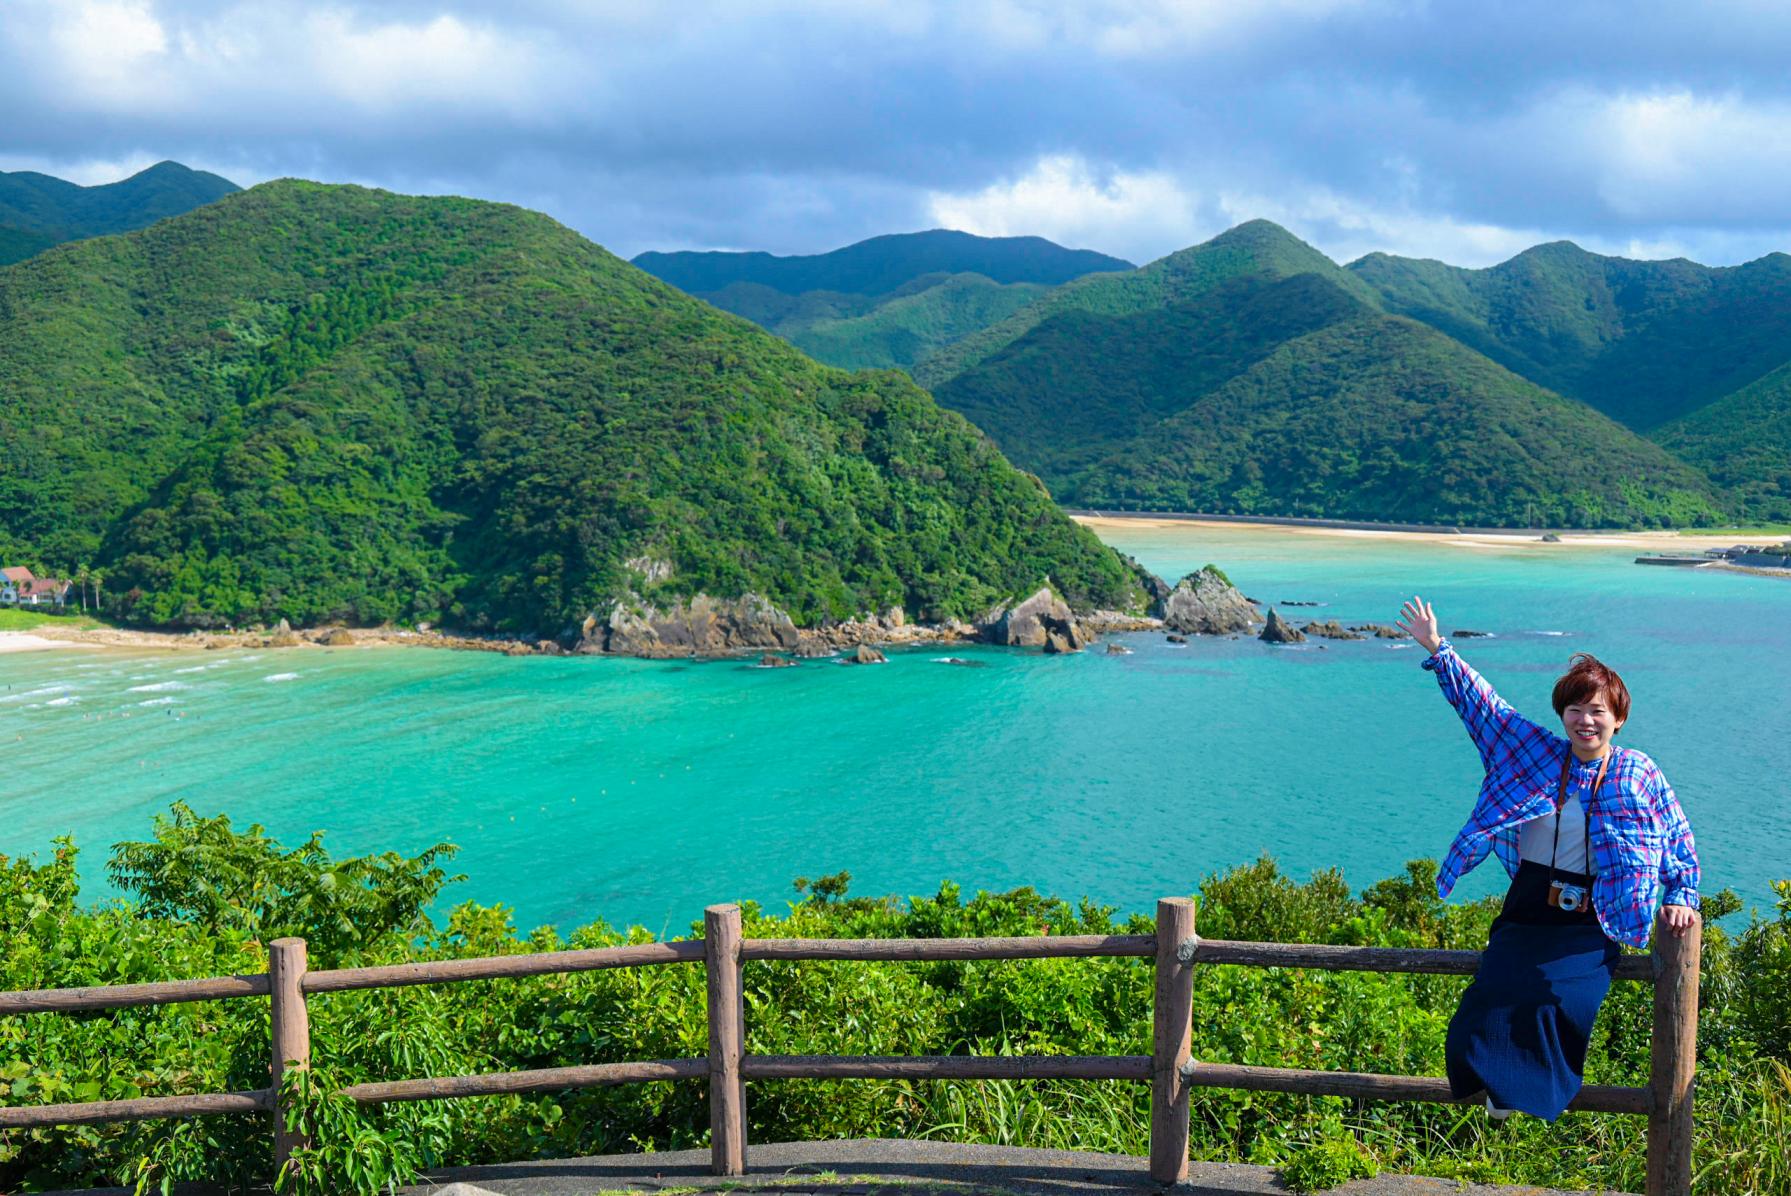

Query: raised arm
left=1395, top=595, right=1549, bottom=770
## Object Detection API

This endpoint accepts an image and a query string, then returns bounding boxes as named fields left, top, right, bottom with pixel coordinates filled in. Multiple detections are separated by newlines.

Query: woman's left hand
left=1661, top=904, right=1700, bottom=936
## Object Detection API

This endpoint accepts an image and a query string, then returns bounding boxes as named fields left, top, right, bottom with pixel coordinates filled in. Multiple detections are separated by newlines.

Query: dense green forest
left=633, top=229, right=1131, bottom=296
left=1349, top=242, right=1791, bottom=431
left=633, top=231, right=1130, bottom=374
left=0, top=161, right=238, bottom=266
left=3, top=809, right=1786, bottom=1193
left=642, top=219, right=1788, bottom=524
left=932, top=270, right=1720, bottom=527
left=0, top=182, right=1145, bottom=631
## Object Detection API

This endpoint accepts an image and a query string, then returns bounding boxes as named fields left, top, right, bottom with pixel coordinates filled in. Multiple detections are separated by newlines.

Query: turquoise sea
left=3, top=523, right=1787, bottom=937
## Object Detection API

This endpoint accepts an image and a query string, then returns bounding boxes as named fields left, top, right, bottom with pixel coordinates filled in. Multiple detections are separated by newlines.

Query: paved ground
left=397, top=1139, right=1633, bottom=1196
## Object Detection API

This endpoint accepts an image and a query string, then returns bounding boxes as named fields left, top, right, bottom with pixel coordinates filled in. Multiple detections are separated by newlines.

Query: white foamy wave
left=1388, top=642, right=1415, bottom=649
left=264, top=672, right=299, bottom=683
left=138, top=696, right=176, bottom=707
left=173, top=664, right=214, bottom=674
left=1535, top=630, right=1567, bottom=636
left=2, top=684, right=73, bottom=703
left=45, top=696, right=78, bottom=707
left=128, top=681, right=186, bottom=693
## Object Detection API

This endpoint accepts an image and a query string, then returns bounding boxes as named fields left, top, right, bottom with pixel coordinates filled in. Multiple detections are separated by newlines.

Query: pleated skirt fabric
left=1445, top=861, right=1620, bottom=1122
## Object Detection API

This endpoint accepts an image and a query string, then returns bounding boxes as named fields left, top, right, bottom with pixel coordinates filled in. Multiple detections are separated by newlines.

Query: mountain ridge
left=0, top=160, right=239, bottom=265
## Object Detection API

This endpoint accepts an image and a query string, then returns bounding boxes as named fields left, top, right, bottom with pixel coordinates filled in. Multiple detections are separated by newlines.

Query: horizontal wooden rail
left=342, top=1058, right=707, bottom=1104
left=742, top=934, right=1155, bottom=961
left=0, top=972, right=270, bottom=1016
left=1179, top=1059, right=1652, bottom=1116
left=741, top=1054, right=1153, bottom=1080
left=303, top=939, right=704, bottom=994
left=0, top=1089, right=272, bottom=1129
left=1190, top=938, right=1656, bottom=983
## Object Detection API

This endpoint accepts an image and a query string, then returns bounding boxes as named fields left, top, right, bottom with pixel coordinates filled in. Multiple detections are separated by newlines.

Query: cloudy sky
left=4, top=0, right=1790, bottom=267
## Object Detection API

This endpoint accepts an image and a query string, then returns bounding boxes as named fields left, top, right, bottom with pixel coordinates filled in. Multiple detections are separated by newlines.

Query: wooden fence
left=0, top=900, right=1701, bottom=1195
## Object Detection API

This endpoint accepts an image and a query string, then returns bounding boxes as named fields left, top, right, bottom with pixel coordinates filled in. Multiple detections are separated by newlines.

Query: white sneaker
left=1485, top=1096, right=1514, bottom=1121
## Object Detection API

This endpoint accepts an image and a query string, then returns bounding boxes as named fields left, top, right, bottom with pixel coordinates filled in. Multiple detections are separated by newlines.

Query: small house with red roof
left=1, top=566, right=71, bottom=609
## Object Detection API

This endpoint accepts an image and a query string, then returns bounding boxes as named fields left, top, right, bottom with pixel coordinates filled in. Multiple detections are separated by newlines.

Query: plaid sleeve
left=1650, top=765, right=1701, bottom=909
left=1421, top=641, right=1550, bottom=770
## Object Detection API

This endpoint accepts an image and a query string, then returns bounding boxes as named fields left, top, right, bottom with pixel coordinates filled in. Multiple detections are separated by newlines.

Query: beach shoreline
left=1072, top=512, right=1791, bottom=552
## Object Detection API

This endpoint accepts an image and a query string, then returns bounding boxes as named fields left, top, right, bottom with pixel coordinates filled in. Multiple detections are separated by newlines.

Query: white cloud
left=1579, top=89, right=1791, bottom=222
left=302, top=10, right=553, bottom=111
left=927, top=154, right=1204, bottom=261
left=48, top=0, right=169, bottom=103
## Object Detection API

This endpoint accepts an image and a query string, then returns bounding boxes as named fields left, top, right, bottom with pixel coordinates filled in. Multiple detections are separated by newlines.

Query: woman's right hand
left=1395, top=596, right=1444, bottom=655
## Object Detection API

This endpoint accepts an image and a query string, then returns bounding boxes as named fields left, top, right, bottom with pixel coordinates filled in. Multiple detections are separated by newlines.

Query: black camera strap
left=1551, top=747, right=1608, bottom=881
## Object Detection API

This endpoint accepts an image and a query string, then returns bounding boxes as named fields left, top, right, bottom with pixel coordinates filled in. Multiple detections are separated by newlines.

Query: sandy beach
left=1073, top=513, right=1790, bottom=552
left=0, top=632, right=105, bottom=654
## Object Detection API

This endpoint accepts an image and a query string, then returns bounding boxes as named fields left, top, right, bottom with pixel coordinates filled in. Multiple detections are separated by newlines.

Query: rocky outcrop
left=1120, top=554, right=1174, bottom=617
left=1105, top=642, right=1133, bottom=655
left=320, top=627, right=356, bottom=647
left=1301, top=620, right=1364, bottom=641
left=582, top=592, right=800, bottom=658
left=1350, top=623, right=1404, bottom=639
left=1452, top=628, right=1492, bottom=638
left=852, top=645, right=887, bottom=664
left=758, top=653, right=798, bottom=668
left=1162, top=566, right=1261, bottom=635
left=982, top=586, right=1089, bottom=652
left=1259, top=608, right=1307, bottom=643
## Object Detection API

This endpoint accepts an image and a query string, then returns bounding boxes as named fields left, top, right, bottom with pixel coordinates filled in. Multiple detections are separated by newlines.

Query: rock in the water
left=982, top=585, right=1088, bottom=651
left=587, top=592, right=801, bottom=657
left=758, top=653, right=797, bottom=668
left=1042, top=629, right=1077, bottom=654
left=852, top=645, right=887, bottom=664
left=793, top=640, right=835, bottom=658
left=1162, top=565, right=1260, bottom=635
left=1165, top=633, right=1187, bottom=644
left=1259, top=608, right=1307, bottom=643
left=266, top=631, right=301, bottom=648
left=1105, top=642, right=1132, bottom=655
left=1350, top=623, right=1404, bottom=639
left=1452, top=628, right=1492, bottom=638
left=1301, top=620, right=1364, bottom=641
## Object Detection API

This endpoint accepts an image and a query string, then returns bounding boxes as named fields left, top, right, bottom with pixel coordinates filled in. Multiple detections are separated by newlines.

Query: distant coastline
left=1071, top=510, right=1791, bottom=551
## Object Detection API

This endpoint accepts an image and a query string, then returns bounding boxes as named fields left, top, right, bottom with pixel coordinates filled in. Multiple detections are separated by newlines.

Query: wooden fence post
left=706, top=904, right=747, bottom=1176
left=1646, top=911, right=1700, bottom=1196
left=268, top=938, right=312, bottom=1173
left=1150, top=897, right=1197, bottom=1184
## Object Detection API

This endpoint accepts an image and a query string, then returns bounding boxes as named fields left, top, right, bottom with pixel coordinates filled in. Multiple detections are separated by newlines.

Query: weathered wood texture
left=341, top=1059, right=706, bottom=1104
left=741, top=935, right=1155, bottom=961
left=304, top=939, right=704, bottom=993
left=0, top=1090, right=272, bottom=1128
left=0, top=973, right=270, bottom=1015
left=739, top=1055, right=1151, bottom=1080
left=1179, top=1060, right=1651, bottom=1115
left=707, top=904, right=747, bottom=1176
left=1150, top=898, right=1196, bottom=1184
left=1191, top=939, right=1655, bottom=983
left=268, top=938, right=311, bottom=1168
left=1647, top=913, right=1701, bottom=1196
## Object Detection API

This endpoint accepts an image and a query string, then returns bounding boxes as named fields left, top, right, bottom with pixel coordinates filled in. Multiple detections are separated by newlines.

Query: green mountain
left=1349, top=242, right=1791, bottom=431
left=0, top=181, right=1146, bottom=631
left=1652, top=360, right=1791, bottom=520
left=633, top=231, right=1130, bottom=374
left=932, top=263, right=1720, bottom=528
left=912, top=220, right=1383, bottom=388
left=633, top=229, right=1131, bottom=296
left=0, top=160, right=239, bottom=265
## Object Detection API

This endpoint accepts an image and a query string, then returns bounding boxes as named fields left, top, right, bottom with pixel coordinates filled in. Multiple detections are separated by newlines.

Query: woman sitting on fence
left=1393, top=596, right=1700, bottom=1122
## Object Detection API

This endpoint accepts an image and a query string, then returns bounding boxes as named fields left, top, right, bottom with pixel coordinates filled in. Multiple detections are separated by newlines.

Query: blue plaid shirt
left=1423, top=640, right=1699, bottom=948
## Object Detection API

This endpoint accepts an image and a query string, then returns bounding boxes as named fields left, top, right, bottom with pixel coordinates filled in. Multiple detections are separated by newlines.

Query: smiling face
left=1561, top=689, right=1623, bottom=759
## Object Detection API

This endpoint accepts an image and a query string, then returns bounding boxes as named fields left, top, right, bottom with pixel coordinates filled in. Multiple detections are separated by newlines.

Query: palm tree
left=74, top=564, right=91, bottom=613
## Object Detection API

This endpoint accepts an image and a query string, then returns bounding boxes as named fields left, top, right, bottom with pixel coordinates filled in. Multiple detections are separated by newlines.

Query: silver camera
left=1550, top=881, right=1588, bottom=912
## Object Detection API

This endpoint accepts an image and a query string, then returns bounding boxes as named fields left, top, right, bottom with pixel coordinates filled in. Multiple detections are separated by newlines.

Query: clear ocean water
left=4, top=523, right=1786, bottom=937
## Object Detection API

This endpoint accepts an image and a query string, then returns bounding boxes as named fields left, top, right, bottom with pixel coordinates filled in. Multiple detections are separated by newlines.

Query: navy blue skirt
left=1445, top=861, right=1620, bottom=1121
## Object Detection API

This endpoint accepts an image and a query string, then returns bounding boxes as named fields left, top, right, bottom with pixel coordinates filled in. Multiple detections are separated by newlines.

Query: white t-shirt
left=1519, top=792, right=1593, bottom=875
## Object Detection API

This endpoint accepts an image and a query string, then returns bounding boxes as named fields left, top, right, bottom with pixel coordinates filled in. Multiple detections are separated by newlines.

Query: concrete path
left=397, top=1138, right=1632, bottom=1196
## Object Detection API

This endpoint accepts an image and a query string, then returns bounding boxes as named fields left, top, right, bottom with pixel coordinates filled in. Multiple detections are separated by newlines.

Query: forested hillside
left=0, top=182, right=1145, bottom=631
left=0, top=160, right=238, bottom=265
left=1653, top=360, right=1791, bottom=521
left=633, top=230, right=1131, bottom=374
left=933, top=267, right=1720, bottom=527
left=1350, top=242, right=1791, bottom=431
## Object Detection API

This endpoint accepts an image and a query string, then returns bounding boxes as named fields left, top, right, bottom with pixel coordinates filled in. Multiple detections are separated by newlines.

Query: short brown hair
left=1552, top=653, right=1631, bottom=722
